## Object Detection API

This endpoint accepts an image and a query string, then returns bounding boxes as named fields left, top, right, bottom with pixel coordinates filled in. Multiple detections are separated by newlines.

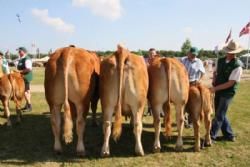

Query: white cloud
left=31, top=8, right=75, bottom=33
left=72, top=0, right=122, bottom=20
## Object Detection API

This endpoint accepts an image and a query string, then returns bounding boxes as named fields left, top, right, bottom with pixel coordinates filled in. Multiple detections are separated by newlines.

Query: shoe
left=225, top=136, right=236, bottom=142
left=184, top=123, right=193, bottom=129
left=22, top=104, right=32, bottom=112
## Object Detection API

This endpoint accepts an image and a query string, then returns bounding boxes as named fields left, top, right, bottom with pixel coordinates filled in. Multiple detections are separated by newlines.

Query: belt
left=189, top=80, right=199, bottom=86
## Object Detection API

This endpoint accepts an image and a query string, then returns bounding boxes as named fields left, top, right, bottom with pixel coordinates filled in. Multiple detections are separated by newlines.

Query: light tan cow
left=148, top=57, right=189, bottom=152
left=100, top=45, right=148, bottom=157
left=44, top=46, right=99, bottom=156
left=0, top=72, right=25, bottom=126
left=186, top=84, right=213, bottom=151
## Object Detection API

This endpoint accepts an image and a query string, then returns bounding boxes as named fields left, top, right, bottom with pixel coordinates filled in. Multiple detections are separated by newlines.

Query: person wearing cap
left=16, top=47, right=33, bottom=112
left=0, top=51, right=10, bottom=77
left=181, top=47, right=206, bottom=85
left=181, top=47, right=206, bottom=128
left=210, top=39, right=243, bottom=142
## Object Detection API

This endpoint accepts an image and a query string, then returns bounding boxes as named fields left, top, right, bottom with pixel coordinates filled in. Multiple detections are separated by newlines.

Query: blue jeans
left=210, top=94, right=234, bottom=140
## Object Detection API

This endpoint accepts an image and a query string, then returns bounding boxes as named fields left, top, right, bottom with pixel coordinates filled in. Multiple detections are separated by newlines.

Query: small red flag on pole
left=225, top=29, right=232, bottom=43
left=239, top=22, right=250, bottom=37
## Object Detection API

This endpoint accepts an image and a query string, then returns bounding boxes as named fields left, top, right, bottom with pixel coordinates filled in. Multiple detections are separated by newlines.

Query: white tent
left=240, top=54, right=250, bottom=69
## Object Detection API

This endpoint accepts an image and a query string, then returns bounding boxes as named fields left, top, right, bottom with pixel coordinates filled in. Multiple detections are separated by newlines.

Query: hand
left=12, top=69, right=20, bottom=73
left=209, top=87, right=216, bottom=93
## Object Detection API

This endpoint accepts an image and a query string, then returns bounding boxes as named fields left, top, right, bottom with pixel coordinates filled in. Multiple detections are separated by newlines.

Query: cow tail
left=113, top=51, right=126, bottom=141
left=163, top=58, right=172, bottom=137
left=63, top=54, right=73, bottom=144
left=197, top=84, right=204, bottom=122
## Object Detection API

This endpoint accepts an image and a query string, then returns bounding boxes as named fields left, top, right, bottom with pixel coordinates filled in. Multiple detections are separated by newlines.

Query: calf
left=0, top=72, right=25, bottom=126
left=186, top=84, right=213, bottom=151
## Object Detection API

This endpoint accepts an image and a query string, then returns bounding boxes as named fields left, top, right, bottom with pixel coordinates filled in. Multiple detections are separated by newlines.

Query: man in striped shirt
left=181, top=47, right=206, bottom=128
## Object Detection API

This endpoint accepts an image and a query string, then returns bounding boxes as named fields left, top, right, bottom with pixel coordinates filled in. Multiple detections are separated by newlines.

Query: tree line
left=5, top=39, right=248, bottom=61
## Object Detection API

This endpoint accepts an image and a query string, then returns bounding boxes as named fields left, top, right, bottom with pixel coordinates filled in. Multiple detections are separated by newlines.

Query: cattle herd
left=0, top=44, right=214, bottom=157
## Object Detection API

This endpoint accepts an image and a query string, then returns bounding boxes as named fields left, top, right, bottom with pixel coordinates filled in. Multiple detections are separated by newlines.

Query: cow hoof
left=194, top=147, right=201, bottom=152
left=101, top=151, right=110, bottom=158
left=153, top=146, right=161, bottom=153
left=175, top=146, right=183, bottom=152
left=54, top=149, right=62, bottom=155
left=77, top=151, right=86, bottom=157
left=135, top=150, right=144, bottom=156
left=6, top=121, right=12, bottom=127
left=204, top=142, right=212, bottom=147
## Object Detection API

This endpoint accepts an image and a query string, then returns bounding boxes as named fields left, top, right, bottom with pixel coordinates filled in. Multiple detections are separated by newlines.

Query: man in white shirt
left=16, top=47, right=33, bottom=112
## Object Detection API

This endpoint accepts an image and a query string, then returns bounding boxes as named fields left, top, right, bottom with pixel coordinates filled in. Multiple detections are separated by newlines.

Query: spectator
left=145, top=48, right=163, bottom=117
left=16, top=47, right=33, bottom=112
left=0, top=51, right=10, bottom=77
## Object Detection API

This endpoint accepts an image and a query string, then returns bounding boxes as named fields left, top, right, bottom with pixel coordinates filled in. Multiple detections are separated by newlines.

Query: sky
left=0, top=0, right=250, bottom=54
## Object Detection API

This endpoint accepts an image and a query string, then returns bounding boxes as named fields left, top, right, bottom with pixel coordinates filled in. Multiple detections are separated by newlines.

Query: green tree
left=181, top=38, right=192, bottom=55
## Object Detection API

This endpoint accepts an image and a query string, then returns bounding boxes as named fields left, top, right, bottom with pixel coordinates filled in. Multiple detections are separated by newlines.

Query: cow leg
left=2, top=99, right=11, bottom=126
left=15, top=100, right=22, bottom=124
left=175, top=104, right=185, bottom=151
left=193, top=118, right=200, bottom=152
left=132, top=106, right=144, bottom=156
left=101, top=107, right=114, bottom=157
left=75, top=104, right=88, bottom=157
left=51, top=104, right=63, bottom=154
left=152, top=104, right=162, bottom=153
left=204, top=112, right=212, bottom=147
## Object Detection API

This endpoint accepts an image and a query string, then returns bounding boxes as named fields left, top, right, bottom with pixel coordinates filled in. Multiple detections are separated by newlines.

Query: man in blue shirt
left=181, top=47, right=206, bottom=128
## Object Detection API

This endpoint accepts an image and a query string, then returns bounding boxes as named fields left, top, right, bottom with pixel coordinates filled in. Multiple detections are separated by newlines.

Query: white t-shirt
left=229, top=66, right=242, bottom=82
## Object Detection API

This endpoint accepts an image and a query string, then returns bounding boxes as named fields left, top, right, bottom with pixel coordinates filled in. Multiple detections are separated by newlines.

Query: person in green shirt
left=210, top=40, right=243, bottom=142
left=16, top=47, right=33, bottom=112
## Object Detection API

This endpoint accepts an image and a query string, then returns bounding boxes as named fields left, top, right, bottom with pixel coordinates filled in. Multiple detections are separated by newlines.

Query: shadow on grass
left=0, top=113, right=196, bottom=165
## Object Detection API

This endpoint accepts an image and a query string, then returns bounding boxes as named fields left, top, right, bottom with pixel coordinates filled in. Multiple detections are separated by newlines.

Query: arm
left=212, top=71, right=217, bottom=86
left=210, top=66, right=242, bottom=93
left=210, top=80, right=236, bottom=92
left=19, top=59, right=32, bottom=74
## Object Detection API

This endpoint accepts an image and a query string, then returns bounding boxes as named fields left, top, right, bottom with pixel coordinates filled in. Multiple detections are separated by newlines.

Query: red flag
left=225, top=29, right=232, bottom=43
left=239, top=22, right=250, bottom=37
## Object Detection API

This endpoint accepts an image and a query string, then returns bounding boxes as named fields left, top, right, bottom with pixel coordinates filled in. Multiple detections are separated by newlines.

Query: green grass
left=30, top=67, right=45, bottom=85
left=0, top=74, right=249, bottom=166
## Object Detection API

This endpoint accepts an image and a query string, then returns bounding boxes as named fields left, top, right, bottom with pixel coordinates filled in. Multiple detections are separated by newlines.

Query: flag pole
left=247, top=33, right=250, bottom=69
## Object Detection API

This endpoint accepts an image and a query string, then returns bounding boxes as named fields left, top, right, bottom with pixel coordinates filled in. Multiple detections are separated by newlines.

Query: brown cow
left=148, top=57, right=189, bottom=152
left=44, top=46, right=99, bottom=156
left=100, top=45, right=148, bottom=157
left=186, top=84, right=213, bottom=151
left=0, top=72, right=25, bottom=126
